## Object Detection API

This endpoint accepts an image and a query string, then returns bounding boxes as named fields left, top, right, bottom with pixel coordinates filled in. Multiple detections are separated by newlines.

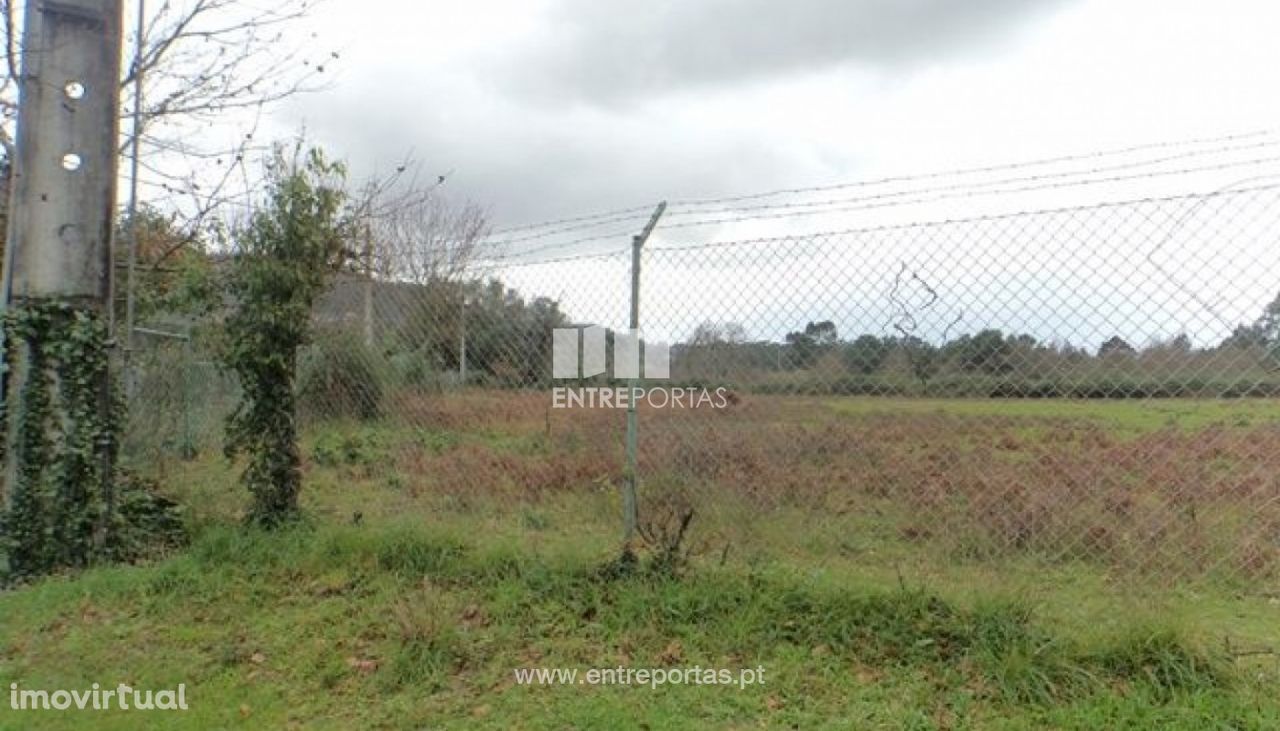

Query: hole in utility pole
left=61, top=153, right=82, bottom=171
left=64, top=81, right=85, bottom=100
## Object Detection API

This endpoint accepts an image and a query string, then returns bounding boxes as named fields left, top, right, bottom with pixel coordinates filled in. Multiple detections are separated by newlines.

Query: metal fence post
left=362, top=221, right=375, bottom=349
left=181, top=332, right=195, bottom=459
left=623, top=202, right=666, bottom=546
left=459, top=291, right=467, bottom=385
left=122, top=0, right=146, bottom=400
left=131, top=326, right=196, bottom=459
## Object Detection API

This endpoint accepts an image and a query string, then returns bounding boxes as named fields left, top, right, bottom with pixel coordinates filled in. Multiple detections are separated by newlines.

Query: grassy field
left=825, top=396, right=1280, bottom=432
left=3, top=394, right=1280, bottom=728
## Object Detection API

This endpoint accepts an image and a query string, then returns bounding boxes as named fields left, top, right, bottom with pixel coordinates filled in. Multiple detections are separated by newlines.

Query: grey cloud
left=288, top=0, right=1069, bottom=239
left=501, top=0, right=1070, bottom=102
left=291, top=72, right=811, bottom=233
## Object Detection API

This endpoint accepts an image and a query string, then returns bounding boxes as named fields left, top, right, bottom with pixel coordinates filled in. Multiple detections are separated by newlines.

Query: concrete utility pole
left=5, top=0, right=124, bottom=306
left=2, top=0, right=125, bottom=511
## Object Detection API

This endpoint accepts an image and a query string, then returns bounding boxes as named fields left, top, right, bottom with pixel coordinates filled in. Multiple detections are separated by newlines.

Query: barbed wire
left=479, top=137, right=1280, bottom=250
left=648, top=180, right=1280, bottom=254
left=479, top=209, right=659, bottom=247
left=475, top=246, right=631, bottom=271
left=487, top=203, right=661, bottom=237
left=666, top=127, right=1280, bottom=208
left=651, top=154, right=1280, bottom=232
left=476, top=228, right=646, bottom=264
left=657, top=137, right=1280, bottom=221
left=478, top=131, right=1280, bottom=258
left=476, top=156, right=1280, bottom=267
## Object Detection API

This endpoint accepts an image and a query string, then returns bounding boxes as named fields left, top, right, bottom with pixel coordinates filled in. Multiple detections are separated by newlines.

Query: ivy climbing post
left=1, top=0, right=125, bottom=578
left=222, top=145, right=348, bottom=528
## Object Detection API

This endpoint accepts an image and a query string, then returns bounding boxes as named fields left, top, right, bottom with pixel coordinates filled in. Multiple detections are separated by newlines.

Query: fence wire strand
left=125, top=172, right=1280, bottom=586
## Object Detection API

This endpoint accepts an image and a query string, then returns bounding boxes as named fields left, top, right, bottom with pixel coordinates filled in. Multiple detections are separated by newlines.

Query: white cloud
left=273, top=0, right=1280, bottom=344
left=286, top=0, right=1280, bottom=230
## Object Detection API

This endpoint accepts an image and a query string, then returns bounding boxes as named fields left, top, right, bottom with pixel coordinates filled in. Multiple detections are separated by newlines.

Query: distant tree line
left=669, top=301, right=1280, bottom=398
left=131, top=178, right=1280, bottom=405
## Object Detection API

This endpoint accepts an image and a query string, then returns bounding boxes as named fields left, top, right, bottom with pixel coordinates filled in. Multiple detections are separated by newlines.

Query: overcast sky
left=282, top=0, right=1280, bottom=228
left=274, top=0, right=1280, bottom=346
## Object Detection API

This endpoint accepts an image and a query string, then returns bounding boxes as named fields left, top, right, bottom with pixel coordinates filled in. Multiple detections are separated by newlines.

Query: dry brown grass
left=356, top=389, right=1280, bottom=581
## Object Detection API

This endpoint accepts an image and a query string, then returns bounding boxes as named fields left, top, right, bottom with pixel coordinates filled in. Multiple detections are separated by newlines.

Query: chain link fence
left=125, top=180, right=1280, bottom=586
left=123, top=325, right=238, bottom=472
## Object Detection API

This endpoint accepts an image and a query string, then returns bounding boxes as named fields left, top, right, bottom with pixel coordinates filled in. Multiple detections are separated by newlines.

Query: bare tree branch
left=338, top=159, right=489, bottom=289
left=1, top=0, right=336, bottom=260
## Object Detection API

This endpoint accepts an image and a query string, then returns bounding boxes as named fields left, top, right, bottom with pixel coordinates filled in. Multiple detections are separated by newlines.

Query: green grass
left=2, top=518, right=1277, bottom=730
left=7, top=394, right=1280, bottom=728
left=826, top=396, right=1280, bottom=434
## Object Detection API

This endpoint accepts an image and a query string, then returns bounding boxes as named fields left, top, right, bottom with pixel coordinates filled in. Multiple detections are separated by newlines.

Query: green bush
left=222, top=144, right=348, bottom=527
left=108, top=471, right=188, bottom=561
left=310, top=428, right=386, bottom=467
left=298, top=331, right=385, bottom=421
left=387, top=348, right=451, bottom=390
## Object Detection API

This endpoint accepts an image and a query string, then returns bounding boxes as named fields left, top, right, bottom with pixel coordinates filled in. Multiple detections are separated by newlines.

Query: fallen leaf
left=346, top=656, right=378, bottom=673
left=658, top=640, right=683, bottom=665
